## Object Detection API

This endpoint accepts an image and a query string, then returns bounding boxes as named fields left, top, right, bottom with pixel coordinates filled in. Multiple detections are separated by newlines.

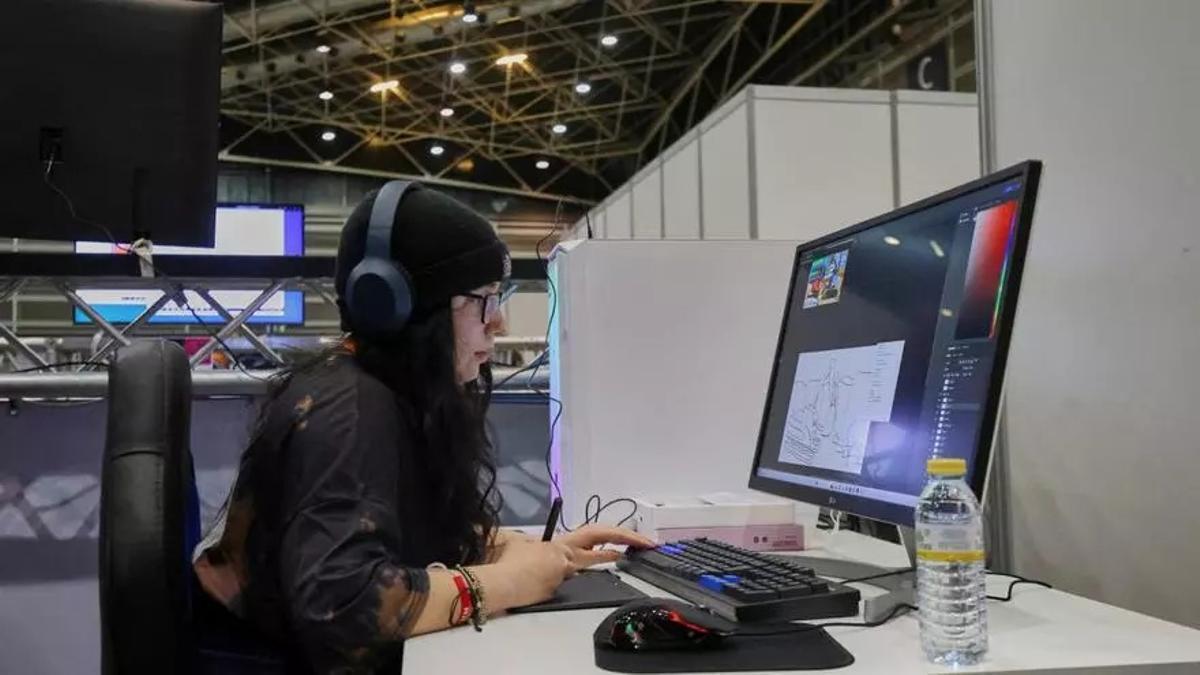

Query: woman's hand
left=492, top=540, right=576, bottom=608
left=555, top=524, right=657, bottom=567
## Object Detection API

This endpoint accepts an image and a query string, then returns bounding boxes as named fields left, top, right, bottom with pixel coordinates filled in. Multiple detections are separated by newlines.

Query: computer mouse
left=597, top=599, right=732, bottom=652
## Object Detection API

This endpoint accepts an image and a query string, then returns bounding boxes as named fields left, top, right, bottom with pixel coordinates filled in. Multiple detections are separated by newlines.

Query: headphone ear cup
left=345, top=258, right=414, bottom=335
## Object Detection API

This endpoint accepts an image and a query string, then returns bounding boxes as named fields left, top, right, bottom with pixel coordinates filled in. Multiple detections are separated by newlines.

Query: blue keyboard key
left=698, top=574, right=726, bottom=592
left=722, top=574, right=742, bottom=584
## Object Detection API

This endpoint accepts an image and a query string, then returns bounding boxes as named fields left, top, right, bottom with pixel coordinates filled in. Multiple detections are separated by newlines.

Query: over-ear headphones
left=344, top=180, right=417, bottom=336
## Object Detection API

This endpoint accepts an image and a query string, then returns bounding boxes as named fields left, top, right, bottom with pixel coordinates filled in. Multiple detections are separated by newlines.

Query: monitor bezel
left=747, top=160, right=1042, bottom=527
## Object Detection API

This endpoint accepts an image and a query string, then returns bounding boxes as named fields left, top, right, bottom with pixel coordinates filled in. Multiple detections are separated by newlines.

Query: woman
left=194, top=184, right=652, bottom=673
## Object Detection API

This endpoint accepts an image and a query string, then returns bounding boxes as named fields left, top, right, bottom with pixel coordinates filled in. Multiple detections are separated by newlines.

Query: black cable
left=528, top=202, right=638, bottom=535
left=986, top=572, right=1053, bottom=601
left=842, top=567, right=915, bottom=585
left=8, top=361, right=109, bottom=374
left=493, top=350, right=547, bottom=389
left=584, top=495, right=638, bottom=528
left=541, top=390, right=569, bottom=532
left=41, top=166, right=274, bottom=382
left=181, top=305, right=273, bottom=382
left=819, top=602, right=918, bottom=629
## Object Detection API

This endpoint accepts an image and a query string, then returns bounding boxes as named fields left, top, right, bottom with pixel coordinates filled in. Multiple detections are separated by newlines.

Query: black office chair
left=99, top=339, right=200, bottom=674
left=99, top=339, right=284, bottom=674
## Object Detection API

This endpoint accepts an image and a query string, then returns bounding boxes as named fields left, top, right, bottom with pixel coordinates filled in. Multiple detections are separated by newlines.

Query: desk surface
left=406, top=531, right=1200, bottom=674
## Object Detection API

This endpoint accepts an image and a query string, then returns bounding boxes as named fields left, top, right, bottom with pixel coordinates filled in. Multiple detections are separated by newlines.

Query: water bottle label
left=916, top=524, right=984, bottom=563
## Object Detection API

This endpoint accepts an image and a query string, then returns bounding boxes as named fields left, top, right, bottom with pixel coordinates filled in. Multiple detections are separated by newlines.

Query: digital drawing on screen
left=802, top=250, right=849, bottom=309
left=956, top=200, right=1018, bottom=339
left=779, top=340, right=905, bottom=474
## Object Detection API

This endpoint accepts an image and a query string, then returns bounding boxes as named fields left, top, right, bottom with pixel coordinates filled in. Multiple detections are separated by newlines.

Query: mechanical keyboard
left=617, top=537, right=860, bottom=622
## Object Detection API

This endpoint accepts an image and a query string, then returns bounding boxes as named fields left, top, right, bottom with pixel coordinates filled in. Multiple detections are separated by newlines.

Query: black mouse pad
left=509, top=570, right=648, bottom=614
left=593, top=601, right=854, bottom=673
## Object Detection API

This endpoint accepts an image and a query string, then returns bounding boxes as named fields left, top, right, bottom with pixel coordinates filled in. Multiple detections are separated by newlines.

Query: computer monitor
left=0, top=0, right=221, bottom=246
left=748, top=161, right=1042, bottom=527
left=73, top=204, right=306, bottom=326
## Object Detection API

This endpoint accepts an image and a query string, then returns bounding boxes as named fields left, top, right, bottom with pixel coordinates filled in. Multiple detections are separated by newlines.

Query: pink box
left=652, top=523, right=805, bottom=552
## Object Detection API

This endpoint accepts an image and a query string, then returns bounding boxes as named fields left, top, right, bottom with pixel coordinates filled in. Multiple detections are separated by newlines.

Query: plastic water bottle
left=916, top=458, right=987, bottom=666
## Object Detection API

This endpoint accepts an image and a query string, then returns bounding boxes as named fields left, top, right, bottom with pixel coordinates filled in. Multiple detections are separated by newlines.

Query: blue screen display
left=73, top=204, right=306, bottom=326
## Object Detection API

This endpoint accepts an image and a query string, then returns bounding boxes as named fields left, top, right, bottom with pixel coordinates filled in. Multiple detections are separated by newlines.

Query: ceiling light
left=462, top=1, right=478, bottom=23
left=495, top=53, right=529, bottom=67
left=600, top=34, right=618, bottom=48
left=884, top=235, right=901, bottom=246
left=551, top=123, right=567, bottom=134
left=318, top=90, right=334, bottom=101
left=574, top=82, right=592, bottom=94
left=449, top=61, right=467, bottom=75
left=535, top=159, right=550, bottom=170
left=369, top=79, right=399, bottom=94
left=316, top=44, right=331, bottom=54
left=929, top=240, right=945, bottom=258
left=320, top=130, right=337, bottom=142
left=440, top=107, right=455, bottom=117
left=430, top=144, right=445, bottom=156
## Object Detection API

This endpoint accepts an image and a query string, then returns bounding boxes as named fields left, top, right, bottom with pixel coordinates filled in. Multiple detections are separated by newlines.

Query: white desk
left=407, top=531, right=1200, bottom=674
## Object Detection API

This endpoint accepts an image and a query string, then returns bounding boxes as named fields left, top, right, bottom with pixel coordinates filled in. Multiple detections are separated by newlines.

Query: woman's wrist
left=467, top=563, right=517, bottom=615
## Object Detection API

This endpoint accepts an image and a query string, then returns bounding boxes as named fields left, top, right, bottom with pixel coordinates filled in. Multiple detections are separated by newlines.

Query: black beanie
left=334, top=184, right=511, bottom=331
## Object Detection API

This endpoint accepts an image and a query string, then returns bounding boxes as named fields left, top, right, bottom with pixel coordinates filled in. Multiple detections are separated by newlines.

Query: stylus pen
left=542, top=497, right=563, bottom=541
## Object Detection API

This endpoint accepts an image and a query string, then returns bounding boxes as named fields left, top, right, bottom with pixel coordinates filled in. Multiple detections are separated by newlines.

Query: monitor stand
left=774, top=524, right=917, bottom=623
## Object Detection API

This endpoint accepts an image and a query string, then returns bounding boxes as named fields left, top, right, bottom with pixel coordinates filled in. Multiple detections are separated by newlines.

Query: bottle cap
left=927, top=458, right=967, bottom=476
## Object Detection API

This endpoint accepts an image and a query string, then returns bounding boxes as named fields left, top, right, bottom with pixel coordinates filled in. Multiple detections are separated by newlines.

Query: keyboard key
left=634, top=551, right=680, bottom=569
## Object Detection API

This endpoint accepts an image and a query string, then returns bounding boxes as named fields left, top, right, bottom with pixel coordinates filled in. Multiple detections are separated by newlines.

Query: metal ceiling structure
left=217, top=0, right=976, bottom=204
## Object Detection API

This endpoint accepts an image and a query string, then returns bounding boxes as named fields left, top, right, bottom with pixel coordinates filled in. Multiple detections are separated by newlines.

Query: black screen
left=750, top=165, right=1039, bottom=526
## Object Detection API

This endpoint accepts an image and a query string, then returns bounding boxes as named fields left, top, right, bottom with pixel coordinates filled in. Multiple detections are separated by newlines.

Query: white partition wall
left=894, top=90, right=980, bottom=206
left=699, top=99, right=752, bottom=239
left=548, top=240, right=806, bottom=524
left=662, top=135, right=702, bottom=239
left=752, top=87, right=893, bottom=241
left=605, top=190, right=632, bottom=240
left=631, top=164, right=663, bottom=240
left=984, top=0, right=1200, bottom=628
left=586, top=85, right=977, bottom=244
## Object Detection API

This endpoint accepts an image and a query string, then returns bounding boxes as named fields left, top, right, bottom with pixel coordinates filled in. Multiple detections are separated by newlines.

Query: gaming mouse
left=596, top=599, right=733, bottom=652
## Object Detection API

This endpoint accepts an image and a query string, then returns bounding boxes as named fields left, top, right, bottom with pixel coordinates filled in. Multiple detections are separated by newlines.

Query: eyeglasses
left=462, top=284, right=516, bottom=324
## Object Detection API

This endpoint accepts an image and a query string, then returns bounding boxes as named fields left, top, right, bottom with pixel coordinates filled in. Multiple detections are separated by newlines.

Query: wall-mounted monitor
left=73, top=204, right=306, bottom=326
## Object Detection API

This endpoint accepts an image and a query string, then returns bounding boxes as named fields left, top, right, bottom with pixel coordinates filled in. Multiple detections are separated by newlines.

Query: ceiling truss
left=217, top=0, right=975, bottom=202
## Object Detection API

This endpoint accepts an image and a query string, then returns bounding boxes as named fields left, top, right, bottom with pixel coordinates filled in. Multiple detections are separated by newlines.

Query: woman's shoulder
left=260, top=352, right=397, bottom=429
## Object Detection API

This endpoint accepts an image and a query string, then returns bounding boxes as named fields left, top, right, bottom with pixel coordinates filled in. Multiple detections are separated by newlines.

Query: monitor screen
left=73, top=204, right=306, bottom=325
left=748, top=163, right=1041, bottom=526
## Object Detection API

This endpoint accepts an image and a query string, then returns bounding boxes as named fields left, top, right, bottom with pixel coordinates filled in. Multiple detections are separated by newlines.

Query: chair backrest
left=99, top=339, right=198, bottom=675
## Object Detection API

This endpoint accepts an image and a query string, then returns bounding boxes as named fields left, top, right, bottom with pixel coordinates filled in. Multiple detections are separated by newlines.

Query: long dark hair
left=349, top=307, right=501, bottom=564
left=236, top=306, right=501, bottom=571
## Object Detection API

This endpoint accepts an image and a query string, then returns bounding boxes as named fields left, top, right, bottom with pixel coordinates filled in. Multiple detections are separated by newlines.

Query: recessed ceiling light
left=316, top=44, right=331, bottom=54
left=430, top=144, right=446, bottom=156
left=535, top=159, right=550, bottom=170
left=369, top=79, right=399, bottom=94
left=449, top=61, right=467, bottom=75
left=600, top=34, right=618, bottom=48
left=321, top=130, right=336, bottom=142
left=574, top=82, right=592, bottom=94
left=884, top=235, right=901, bottom=246
left=318, top=90, right=334, bottom=101
left=551, top=123, right=567, bottom=134
left=440, top=107, right=455, bottom=117
left=495, top=53, right=529, bottom=67
left=462, top=1, right=478, bottom=23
